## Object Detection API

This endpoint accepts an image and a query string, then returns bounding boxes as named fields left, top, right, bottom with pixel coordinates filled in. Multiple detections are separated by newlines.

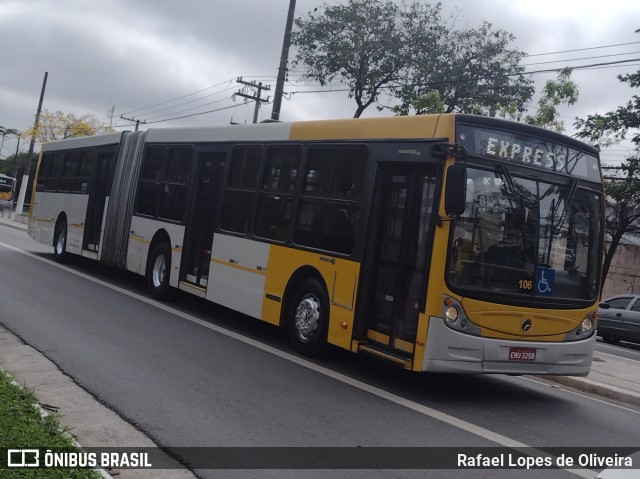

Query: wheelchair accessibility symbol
left=535, top=267, right=555, bottom=295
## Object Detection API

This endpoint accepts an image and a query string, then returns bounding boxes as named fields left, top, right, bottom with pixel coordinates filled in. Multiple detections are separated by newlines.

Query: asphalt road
left=595, top=336, right=640, bottom=361
left=0, top=226, right=638, bottom=479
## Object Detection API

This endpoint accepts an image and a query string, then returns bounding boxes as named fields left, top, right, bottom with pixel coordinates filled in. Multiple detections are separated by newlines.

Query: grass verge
left=0, top=368, right=102, bottom=478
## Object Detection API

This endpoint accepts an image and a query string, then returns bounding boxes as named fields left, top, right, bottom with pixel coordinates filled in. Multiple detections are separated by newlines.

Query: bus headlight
left=445, top=306, right=458, bottom=323
left=564, top=311, right=596, bottom=341
left=581, top=317, right=594, bottom=334
left=441, top=296, right=480, bottom=336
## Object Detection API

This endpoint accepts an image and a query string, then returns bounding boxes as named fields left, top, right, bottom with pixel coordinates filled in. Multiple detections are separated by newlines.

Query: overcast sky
left=1, top=0, right=639, bottom=166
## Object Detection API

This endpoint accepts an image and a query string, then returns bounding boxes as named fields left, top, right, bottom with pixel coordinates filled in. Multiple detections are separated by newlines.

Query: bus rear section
left=28, top=132, right=129, bottom=262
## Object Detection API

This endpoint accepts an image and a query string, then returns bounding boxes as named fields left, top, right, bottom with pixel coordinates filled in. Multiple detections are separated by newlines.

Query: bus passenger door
left=363, top=164, right=438, bottom=358
left=83, top=151, right=117, bottom=253
left=181, top=151, right=226, bottom=289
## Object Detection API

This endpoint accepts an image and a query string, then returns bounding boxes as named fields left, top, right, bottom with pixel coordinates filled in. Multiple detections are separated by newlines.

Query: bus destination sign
left=456, top=125, right=601, bottom=183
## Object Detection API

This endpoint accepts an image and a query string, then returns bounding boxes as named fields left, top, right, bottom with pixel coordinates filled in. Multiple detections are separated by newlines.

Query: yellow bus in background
left=0, top=174, right=14, bottom=201
left=28, top=114, right=604, bottom=375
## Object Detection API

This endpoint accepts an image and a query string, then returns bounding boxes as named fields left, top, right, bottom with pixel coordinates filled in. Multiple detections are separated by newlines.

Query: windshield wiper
left=553, top=178, right=578, bottom=235
left=498, top=164, right=528, bottom=233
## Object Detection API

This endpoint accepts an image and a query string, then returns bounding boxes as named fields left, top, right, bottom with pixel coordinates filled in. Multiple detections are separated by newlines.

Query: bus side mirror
left=445, top=164, right=466, bottom=216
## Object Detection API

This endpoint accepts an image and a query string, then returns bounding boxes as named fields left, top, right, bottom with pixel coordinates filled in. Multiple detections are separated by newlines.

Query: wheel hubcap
left=152, top=255, right=166, bottom=288
left=56, top=230, right=65, bottom=255
left=295, top=295, right=321, bottom=342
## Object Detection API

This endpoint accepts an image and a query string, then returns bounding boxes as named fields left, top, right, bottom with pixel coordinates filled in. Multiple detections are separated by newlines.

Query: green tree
left=0, top=152, right=28, bottom=177
left=292, top=0, right=442, bottom=118
left=524, top=68, right=579, bottom=132
left=22, top=109, right=115, bottom=143
left=0, top=127, right=19, bottom=160
left=600, top=155, right=640, bottom=289
left=575, top=38, right=640, bottom=147
left=395, top=21, right=534, bottom=116
left=575, top=29, right=640, bottom=289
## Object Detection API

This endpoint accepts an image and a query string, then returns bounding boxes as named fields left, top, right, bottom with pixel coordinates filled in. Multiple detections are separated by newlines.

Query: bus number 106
left=518, top=279, right=533, bottom=291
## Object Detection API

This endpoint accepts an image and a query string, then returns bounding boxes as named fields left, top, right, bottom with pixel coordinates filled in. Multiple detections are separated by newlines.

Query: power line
left=120, top=78, right=236, bottom=116
left=527, top=41, right=640, bottom=58
left=118, top=40, right=640, bottom=125
left=143, top=103, right=241, bottom=125
left=140, top=92, right=237, bottom=122
left=522, top=51, right=640, bottom=67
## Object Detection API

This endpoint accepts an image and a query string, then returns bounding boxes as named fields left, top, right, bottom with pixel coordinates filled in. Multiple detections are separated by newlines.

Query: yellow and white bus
left=0, top=174, right=14, bottom=201
left=28, top=114, right=604, bottom=375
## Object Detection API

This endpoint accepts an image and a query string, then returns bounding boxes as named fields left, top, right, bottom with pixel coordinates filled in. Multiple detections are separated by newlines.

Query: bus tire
left=146, top=243, right=171, bottom=300
left=287, top=278, right=329, bottom=356
left=53, top=221, right=68, bottom=263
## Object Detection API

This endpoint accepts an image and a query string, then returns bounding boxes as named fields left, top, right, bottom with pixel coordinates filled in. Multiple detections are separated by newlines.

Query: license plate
left=508, top=347, right=537, bottom=361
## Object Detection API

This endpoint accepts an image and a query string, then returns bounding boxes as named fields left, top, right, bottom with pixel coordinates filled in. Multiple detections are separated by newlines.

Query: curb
left=0, top=219, right=28, bottom=232
left=5, top=374, right=113, bottom=479
left=545, top=375, right=640, bottom=408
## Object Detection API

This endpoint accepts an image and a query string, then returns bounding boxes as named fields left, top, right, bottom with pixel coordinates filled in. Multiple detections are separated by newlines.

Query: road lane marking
left=0, top=240, right=598, bottom=478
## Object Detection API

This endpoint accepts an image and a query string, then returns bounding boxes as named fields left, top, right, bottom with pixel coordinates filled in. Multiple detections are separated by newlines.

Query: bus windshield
left=448, top=166, right=603, bottom=302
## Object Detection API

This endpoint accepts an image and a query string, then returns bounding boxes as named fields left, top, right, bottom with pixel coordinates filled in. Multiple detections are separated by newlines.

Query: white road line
left=0, top=240, right=597, bottom=478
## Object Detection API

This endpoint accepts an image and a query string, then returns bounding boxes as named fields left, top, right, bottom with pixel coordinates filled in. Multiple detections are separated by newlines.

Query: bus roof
left=37, top=114, right=598, bottom=155
left=42, top=132, right=125, bottom=152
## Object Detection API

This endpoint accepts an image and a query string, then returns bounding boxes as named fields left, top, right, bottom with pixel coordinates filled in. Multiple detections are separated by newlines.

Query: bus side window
left=46, top=153, right=65, bottom=191
left=158, top=147, right=192, bottom=222
left=136, top=146, right=167, bottom=217
left=37, top=154, right=52, bottom=191
left=294, top=146, right=367, bottom=255
left=75, top=149, right=96, bottom=193
left=219, top=146, right=261, bottom=235
left=59, top=151, right=80, bottom=192
left=254, top=145, right=301, bottom=242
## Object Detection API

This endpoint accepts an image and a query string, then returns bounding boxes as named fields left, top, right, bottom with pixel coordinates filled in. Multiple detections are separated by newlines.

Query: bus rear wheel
left=287, top=278, right=329, bottom=356
left=146, top=243, right=171, bottom=300
left=53, top=221, right=68, bottom=263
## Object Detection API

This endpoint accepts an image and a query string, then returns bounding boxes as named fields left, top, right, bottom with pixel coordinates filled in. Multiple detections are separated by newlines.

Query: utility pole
left=11, top=134, right=21, bottom=198
left=120, top=115, right=146, bottom=131
left=108, top=105, right=116, bottom=128
left=271, top=0, right=297, bottom=121
left=15, top=71, right=47, bottom=219
left=235, top=77, right=271, bottom=124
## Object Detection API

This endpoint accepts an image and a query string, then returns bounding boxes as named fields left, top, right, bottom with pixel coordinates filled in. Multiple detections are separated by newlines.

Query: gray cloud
left=1, top=0, right=639, bottom=165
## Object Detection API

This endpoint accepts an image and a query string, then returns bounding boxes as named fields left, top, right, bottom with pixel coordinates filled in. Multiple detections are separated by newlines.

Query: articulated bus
left=28, top=114, right=604, bottom=375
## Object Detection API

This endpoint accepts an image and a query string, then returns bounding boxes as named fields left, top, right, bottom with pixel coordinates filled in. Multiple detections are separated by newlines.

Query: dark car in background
left=597, top=295, right=640, bottom=345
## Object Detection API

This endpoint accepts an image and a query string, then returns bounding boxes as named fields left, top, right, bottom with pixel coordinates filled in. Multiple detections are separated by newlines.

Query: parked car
left=597, top=294, right=640, bottom=345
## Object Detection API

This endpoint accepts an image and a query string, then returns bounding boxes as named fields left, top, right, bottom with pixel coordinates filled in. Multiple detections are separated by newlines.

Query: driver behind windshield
left=484, top=215, right=529, bottom=286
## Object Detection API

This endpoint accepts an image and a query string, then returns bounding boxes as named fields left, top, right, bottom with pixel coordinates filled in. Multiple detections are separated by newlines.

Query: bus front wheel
left=287, top=278, right=329, bottom=356
left=53, top=221, right=68, bottom=263
left=146, top=243, right=171, bottom=300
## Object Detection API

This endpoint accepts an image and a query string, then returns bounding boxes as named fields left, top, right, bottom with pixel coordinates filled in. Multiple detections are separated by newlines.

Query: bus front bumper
left=421, top=317, right=595, bottom=376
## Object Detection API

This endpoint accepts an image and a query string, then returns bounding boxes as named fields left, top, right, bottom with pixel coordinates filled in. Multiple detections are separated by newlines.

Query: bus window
left=220, top=146, right=261, bottom=234
left=136, top=146, right=166, bottom=217
left=158, top=147, right=192, bottom=222
left=75, top=149, right=96, bottom=193
left=255, top=146, right=301, bottom=241
left=59, top=151, right=80, bottom=192
left=294, top=146, right=367, bottom=254
left=46, top=153, right=65, bottom=191
left=37, top=153, right=52, bottom=190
